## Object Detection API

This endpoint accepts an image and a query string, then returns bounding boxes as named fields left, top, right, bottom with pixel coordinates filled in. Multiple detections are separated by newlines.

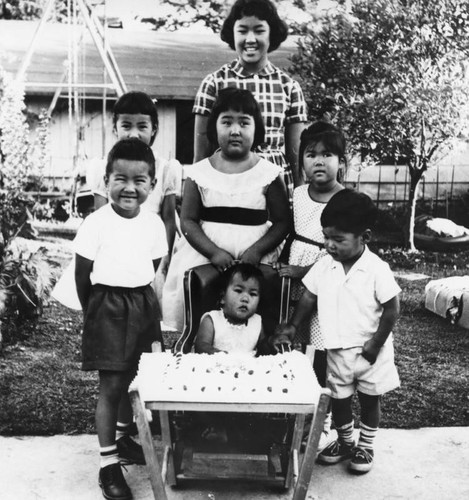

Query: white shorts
left=326, top=343, right=400, bottom=399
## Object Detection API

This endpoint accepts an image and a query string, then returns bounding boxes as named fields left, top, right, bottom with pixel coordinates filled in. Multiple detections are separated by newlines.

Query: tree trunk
left=406, top=168, right=425, bottom=252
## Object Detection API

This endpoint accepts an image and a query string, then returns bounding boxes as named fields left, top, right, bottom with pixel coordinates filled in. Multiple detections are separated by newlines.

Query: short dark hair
left=321, top=189, right=378, bottom=234
left=206, top=87, right=265, bottom=149
left=220, top=0, right=288, bottom=52
left=299, top=121, right=347, bottom=173
left=105, top=137, right=156, bottom=179
left=112, top=91, right=159, bottom=145
left=220, top=262, right=264, bottom=295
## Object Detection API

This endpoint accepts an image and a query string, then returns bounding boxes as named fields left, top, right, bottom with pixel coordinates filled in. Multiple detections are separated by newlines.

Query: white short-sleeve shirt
left=74, top=204, right=168, bottom=287
left=302, top=247, right=401, bottom=349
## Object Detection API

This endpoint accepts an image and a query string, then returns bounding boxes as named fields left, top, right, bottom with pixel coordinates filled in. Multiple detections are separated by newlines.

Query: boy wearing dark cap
left=275, top=189, right=400, bottom=474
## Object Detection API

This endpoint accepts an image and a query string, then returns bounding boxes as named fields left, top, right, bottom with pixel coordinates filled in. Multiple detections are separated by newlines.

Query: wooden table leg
left=285, top=413, right=305, bottom=489
left=159, top=409, right=177, bottom=486
left=129, top=387, right=168, bottom=500
left=292, top=390, right=331, bottom=500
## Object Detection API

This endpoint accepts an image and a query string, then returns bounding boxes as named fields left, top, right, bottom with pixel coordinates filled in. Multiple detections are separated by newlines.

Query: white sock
left=357, top=422, right=378, bottom=451
left=100, top=444, right=119, bottom=468
left=116, top=421, right=131, bottom=441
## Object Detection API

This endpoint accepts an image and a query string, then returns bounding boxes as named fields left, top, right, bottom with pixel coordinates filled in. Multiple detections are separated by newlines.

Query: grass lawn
left=0, top=236, right=468, bottom=435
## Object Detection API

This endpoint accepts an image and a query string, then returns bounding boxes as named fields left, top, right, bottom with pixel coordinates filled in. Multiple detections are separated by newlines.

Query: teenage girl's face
left=114, top=113, right=155, bottom=145
left=222, top=273, right=260, bottom=324
left=216, top=109, right=255, bottom=160
left=303, top=141, right=343, bottom=186
left=233, top=16, right=270, bottom=71
left=105, top=159, right=155, bottom=218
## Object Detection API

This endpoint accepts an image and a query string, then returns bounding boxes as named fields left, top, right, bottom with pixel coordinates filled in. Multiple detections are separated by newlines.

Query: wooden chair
left=174, top=262, right=291, bottom=354
left=129, top=262, right=331, bottom=499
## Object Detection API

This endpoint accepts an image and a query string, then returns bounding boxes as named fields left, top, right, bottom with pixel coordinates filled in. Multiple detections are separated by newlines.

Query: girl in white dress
left=194, top=262, right=275, bottom=442
left=163, top=88, right=290, bottom=332
left=195, top=263, right=274, bottom=357
left=276, top=121, right=346, bottom=449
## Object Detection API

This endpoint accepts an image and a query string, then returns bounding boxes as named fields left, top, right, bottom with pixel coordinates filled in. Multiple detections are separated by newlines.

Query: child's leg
left=348, top=392, right=380, bottom=474
left=96, top=370, right=129, bottom=449
left=331, top=396, right=354, bottom=442
left=114, top=374, right=146, bottom=466
left=318, top=396, right=355, bottom=464
left=96, top=370, right=132, bottom=500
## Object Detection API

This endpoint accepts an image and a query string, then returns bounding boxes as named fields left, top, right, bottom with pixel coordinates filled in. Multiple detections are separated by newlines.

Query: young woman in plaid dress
left=193, top=0, right=308, bottom=203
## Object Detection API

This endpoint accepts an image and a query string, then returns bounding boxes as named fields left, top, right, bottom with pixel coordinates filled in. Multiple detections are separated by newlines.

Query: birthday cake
left=134, top=351, right=320, bottom=405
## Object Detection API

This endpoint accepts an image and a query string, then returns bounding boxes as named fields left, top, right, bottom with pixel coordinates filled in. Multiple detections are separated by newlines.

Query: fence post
left=376, top=165, right=382, bottom=208
left=404, top=168, right=408, bottom=208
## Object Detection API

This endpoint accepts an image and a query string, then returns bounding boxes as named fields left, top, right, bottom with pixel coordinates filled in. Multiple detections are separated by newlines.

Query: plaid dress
left=193, top=59, right=308, bottom=202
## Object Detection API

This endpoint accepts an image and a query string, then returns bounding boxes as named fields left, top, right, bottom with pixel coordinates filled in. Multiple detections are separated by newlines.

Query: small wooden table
left=129, top=355, right=330, bottom=500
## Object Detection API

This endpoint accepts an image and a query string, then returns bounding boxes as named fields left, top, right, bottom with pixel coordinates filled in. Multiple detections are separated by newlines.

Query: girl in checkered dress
left=193, top=0, right=308, bottom=204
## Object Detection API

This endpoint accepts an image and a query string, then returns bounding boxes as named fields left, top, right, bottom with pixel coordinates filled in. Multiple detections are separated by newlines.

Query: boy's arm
left=361, top=295, right=400, bottom=365
left=273, top=288, right=318, bottom=351
left=194, top=315, right=225, bottom=354
left=75, top=254, right=93, bottom=313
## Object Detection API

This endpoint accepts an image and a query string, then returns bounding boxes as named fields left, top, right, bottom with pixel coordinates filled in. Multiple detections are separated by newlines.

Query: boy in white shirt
left=275, top=189, right=400, bottom=474
left=75, top=138, right=168, bottom=500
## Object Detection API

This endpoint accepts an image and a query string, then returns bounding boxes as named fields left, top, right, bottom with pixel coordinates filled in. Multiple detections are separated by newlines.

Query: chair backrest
left=173, top=263, right=291, bottom=354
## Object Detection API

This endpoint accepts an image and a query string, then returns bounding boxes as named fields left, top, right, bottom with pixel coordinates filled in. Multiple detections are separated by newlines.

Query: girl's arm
left=160, top=193, right=177, bottom=267
left=362, top=295, right=400, bottom=365
left=240, top=176, right=292, bottom=266
left=152, top=259, right=162, bottom=273
left=285, top=122, right=305, bottom=187
left=181, top=178, right=235, bottom=271
left=75, top=254, right=93, bottom=313
left=193, top=114, right=211, bottom=163
left=195, top=315, right=225, bottom=354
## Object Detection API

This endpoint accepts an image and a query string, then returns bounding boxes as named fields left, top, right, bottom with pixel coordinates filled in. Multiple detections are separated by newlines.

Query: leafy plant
left=0, top=66, right=54, bottom=349
left=290, top=0, right=469, bottom=250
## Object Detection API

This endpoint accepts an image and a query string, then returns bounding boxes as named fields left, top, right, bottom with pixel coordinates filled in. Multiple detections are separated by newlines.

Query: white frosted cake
left=134, top=351, right=320, bottom=405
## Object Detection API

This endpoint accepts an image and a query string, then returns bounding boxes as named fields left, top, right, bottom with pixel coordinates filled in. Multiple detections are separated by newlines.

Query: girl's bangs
left=306, top=133, right=345, bottom=158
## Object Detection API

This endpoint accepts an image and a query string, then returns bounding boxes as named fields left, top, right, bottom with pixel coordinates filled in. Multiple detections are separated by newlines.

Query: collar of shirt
left=330, top=245, right=372, bottom=277
left=230, top=58, right=276, bottom=78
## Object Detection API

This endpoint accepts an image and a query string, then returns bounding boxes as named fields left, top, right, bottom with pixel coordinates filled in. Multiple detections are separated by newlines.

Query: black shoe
left=98, top=463, right=132, bottom=500
left=116, top=435, right=146, bottom=465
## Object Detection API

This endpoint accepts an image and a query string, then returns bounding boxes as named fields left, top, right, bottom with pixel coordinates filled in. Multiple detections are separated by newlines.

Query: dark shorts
left=81, top=284, right=164, bottom=372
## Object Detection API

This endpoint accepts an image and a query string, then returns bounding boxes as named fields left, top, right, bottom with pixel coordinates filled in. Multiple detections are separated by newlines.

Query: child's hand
left=239, top=247, right=262, bottom=266
left=271, top=323, right=296, bottom=353
left=269, top=333, right=292, bottom=353
left=210, top=249, right=235, bottom=272
left=274, top=262, right=307, bottom=279
left=361, top=338, right=382, bottom=365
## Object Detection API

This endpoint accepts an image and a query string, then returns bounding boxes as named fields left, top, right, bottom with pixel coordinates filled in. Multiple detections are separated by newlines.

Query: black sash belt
left=201, top=207, right=268, bottom=226
left=291, top=232, right=325, bottom=249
